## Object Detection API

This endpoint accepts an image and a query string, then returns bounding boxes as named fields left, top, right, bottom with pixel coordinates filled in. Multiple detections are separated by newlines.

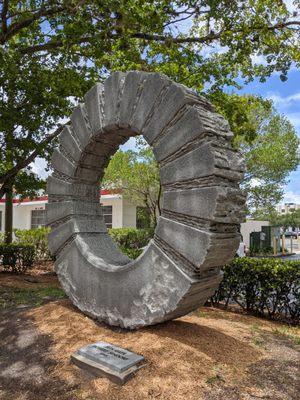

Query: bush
left=14, top=227, right=51, bottom=261
left=211, top=257, right=300, bottom=322
left=0, top=232, right=6, bottom=244
left=0, top=244, right=35, bottom=274
left=108, top=228, right=154, bottom=259
left=109, top=228, right=154, bottom=249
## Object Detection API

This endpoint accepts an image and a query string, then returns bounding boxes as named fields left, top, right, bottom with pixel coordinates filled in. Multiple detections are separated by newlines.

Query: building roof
left=0, top=189, right=121, bottom=204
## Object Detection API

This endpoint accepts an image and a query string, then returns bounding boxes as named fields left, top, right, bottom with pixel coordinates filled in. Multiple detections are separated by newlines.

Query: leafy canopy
left=1, top=0, right=300, bottom=199
left=269, top=208, right=300, bottom=229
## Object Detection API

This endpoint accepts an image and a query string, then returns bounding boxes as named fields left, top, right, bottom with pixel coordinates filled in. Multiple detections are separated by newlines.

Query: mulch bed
left=0, top=266, right=299, bottom=400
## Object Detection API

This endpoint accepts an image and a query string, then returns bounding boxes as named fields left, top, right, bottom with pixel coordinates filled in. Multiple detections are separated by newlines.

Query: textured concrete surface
left=47, top=71, right=246, bottom=329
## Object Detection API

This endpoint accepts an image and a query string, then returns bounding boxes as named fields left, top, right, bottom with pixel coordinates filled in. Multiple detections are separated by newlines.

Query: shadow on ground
left=0, top=307, right=81, bottom=400
left=1, top=297, right=299, bottom=400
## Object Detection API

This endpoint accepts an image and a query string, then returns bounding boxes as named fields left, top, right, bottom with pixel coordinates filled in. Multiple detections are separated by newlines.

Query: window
left=101, top=205, right=113, bottom=229
left=31, top=209, right=46, bottom=229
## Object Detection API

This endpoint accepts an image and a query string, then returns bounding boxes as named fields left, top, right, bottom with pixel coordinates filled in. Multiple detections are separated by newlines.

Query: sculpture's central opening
left=101, top=136, right=158, bottom=259
left=69, top=126, right=159, bottom=265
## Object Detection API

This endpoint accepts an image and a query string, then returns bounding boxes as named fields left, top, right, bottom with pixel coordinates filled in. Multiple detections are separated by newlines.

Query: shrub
left=108, top=228, right=154, bottom=259
left=14, top=227, right=51, bottom=261
left=0, top=244, right=35, bottom=274
left=119, top=246, right=143, bottom=259
left=211, top=257, right=300, bottom=322
left=0, top=232, right=6, bottom=244
left=109, top=228, right=153, bottom=248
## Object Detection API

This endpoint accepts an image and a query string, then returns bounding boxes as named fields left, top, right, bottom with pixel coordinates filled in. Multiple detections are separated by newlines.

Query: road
left=281, top=252, right=300, bottom=260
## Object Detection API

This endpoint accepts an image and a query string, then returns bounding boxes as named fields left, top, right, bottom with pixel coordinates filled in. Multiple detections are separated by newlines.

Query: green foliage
left=0, top=244, right=35, bottom=274
left=244, top=115, right=299, bottom=216
left=1, top=0, right=300, bottom=196
left=108, top=227, right=154, bottom=259
left=249, top=246, right=274, bottom=256
left=0, top=286, right=66, bottom=309
left=0, top=232, right=5, bottom=244
left=269, top=209, right=300, bottom=229
left=109, top=227, right=154, bottom=248
left=14, top=227, right=52, bottom=261
left=137, top=207, right=152, bottom=229
left=209, top=92, right=273, bottom=145
left=211, top=93, right=300, bottom=216
left=120, top=247, right=143, bottom=260
left=211, top=257, right=300, bottom=322
left=103, top=140, right=161, bottom=226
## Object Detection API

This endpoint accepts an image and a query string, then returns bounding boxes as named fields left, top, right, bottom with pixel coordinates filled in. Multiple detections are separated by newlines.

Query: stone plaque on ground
left=71, top=341, right=145, bottom=384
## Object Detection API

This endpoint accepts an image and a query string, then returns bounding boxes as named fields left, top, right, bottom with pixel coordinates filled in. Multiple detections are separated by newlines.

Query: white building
left=0, top=190, right=137, bottom=232
left=276, top=203, right=300, bottom=214
left=240, top=220, right=270, bottom=248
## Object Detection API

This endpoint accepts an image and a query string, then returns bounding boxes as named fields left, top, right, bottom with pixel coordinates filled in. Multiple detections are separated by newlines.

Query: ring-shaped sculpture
left=47, top=71, right=245, bottom=329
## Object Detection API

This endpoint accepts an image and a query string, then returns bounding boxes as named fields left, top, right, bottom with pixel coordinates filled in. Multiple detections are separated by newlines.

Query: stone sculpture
left=47, top=71, right=246, bottom=329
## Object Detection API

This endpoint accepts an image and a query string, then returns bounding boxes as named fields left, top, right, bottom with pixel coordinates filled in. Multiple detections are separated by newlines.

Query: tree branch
left=0, top=3, right=67, bottom=44
left=0, top=122, right=68, bottom=189
left=1, top=0, right=9, bottom=34
left=18, top=19, right=300, bottom=55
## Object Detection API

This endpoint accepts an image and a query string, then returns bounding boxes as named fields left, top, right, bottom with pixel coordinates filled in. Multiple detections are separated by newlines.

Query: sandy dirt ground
left=0, top=271, right=299, bottom=400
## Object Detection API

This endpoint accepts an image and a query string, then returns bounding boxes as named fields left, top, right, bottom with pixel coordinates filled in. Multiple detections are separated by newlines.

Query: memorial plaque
left=71, top=341, right=145, bottom=385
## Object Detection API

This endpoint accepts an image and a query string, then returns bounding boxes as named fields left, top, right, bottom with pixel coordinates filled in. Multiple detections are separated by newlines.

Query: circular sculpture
left=47, top=71, right=246, bottom=329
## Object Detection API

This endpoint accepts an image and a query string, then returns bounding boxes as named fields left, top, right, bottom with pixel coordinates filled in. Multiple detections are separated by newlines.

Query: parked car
left=283, top=231, right=298, bottom=239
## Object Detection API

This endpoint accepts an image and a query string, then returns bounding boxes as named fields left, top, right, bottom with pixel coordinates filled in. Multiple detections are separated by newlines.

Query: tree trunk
left=4, top=183, right=13, bottom=244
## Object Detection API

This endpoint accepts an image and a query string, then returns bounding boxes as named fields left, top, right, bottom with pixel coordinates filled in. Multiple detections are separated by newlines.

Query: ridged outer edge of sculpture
left=47, top=71, right=246, bottom=329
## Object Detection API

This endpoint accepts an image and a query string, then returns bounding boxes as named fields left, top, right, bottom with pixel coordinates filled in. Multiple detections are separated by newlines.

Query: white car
left=236, top=241, right=246, bottom=257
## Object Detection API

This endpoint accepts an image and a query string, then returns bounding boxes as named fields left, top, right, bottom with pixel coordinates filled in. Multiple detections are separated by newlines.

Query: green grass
left=206, top=365, right=225, bottom=385
left=250, top=323, right=265, bottom=347
left=0, top=286, right=67, bottom=309
left=199, top=310, right=209, bottom=318
left=272, top=326, right=300, bottom=346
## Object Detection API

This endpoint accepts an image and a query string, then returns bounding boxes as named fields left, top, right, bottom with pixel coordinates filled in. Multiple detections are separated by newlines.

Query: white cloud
left=284, top=0, right=298, bottom=12
left=282, top=190, right=300, bottom=204
left=267, top=92, right=300, bottom=108
left=285, top=112, right=300, bottom=130
left=251, top=54, right=268, bottom=66
left=30, top=157, right=50, bottom=180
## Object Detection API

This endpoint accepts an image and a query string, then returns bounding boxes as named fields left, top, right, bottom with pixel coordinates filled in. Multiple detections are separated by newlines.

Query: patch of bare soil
left=0, top=296, right=299, bottom=400
left=0, top=262, right=58, bottom=289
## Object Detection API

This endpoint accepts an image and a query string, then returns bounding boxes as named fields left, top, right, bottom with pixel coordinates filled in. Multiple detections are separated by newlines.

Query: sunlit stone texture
left=47, top=71, right=246, bottom=329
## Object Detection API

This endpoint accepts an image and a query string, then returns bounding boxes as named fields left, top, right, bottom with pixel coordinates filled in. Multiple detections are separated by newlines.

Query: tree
left=243, top=114, right=299, bottom=217
left=1, top=0, right=300, bottom=241
left=103, top=140, right=161, bottom=227
left=210, top=92, right=300, bottom=217
left=104, top=94, right=299, bottom=222
left=269, top=209, right=300, bottom=229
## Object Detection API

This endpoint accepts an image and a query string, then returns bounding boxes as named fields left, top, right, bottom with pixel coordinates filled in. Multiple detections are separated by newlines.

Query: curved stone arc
left=47, top=71, right=246, bottom=329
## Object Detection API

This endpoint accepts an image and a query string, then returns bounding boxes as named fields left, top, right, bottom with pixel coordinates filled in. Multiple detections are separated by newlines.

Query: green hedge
left=14, top=227, right=52, bottom=261
left=0, top=244, right=35, bottom=274
left=211, top=257, right=300, bottom=321
left=108, top=228, right=154, bottom=259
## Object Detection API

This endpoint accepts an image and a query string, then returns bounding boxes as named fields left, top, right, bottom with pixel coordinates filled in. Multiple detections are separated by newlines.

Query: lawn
left=0, top=267, right=299, bottom=400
